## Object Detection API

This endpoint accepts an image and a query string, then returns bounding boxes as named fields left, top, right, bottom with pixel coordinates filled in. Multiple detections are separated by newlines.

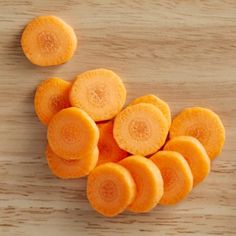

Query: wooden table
left=0, top=1, right=236, bottom=235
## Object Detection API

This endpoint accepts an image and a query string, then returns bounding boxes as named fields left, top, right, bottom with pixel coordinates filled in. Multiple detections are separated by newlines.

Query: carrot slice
left=47, top=107, right=99, bottom=160
left=21, top=15, right=77, bottom=66
left=87, top=163, right=136, bottom=217
left=119, top=155, right=163, bottom=212
left=34, top=77, right=71, bottom=125
left=130, top=94, right=171, bottom=128
left=113, top=103, right=168, bottom=156
left=70, top=69, right=126, bottom=121
left=97, top=121, right=128, bottom=165
left=164, top=136, right=210, bottom=186
left=150, top=151, right=193, bottom=205
left=169, top=107, right=225, bottom=160
left=46, top=145, right=98, bottom=179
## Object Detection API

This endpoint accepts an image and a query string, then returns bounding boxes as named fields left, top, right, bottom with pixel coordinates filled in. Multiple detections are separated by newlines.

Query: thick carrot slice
left=21, top=15, right=77, bottom=66
left=46, top=145, right=98, bottom=179
left=169, top=107, right=225, bottom=160
left=119, top=155, right=163, bottom=212
left=97, top=121, right=128, bottom=165
left=70, top=69, right=126, bottom=121
left=87, top=163, right=136, bottom=217
left=34, top=77, right=71, bottom=125
left=47, top=107, right=99, bottom=160
left=150, top=151, right=193, bottom=205
left=130, top=94, right=171, bottom=128
left=164, top=136, right=210, bottom=186
left=113, top=103, right=168, bottom=156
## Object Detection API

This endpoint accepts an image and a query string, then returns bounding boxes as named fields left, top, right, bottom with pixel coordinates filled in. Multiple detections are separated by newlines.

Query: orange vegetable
left=21, top=15, right=77, bottom=66
left=119, top=155, right=163, bottom=212
left=151, top=151, right=193, bottom=205
left=169, top=107, right=225, bottom=160
left=87, top=163, right=136, bottom=217
left=70, top=69, right=126, bottom=121
left=47, top=107, right=99, bottom=160
left=34, top=77, right=71, bottom=125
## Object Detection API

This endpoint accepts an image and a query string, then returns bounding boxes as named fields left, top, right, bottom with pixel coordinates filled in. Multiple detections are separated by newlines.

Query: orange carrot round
left=47, top=107, right=99, bottom=160
left=151, top=151, right=193, bottom=205
left=164, top=136, right=210, bottom=186
left=21, top=15, right=77, bottom=66
left=169, top=107, right=225, bottom=160
left=70, top=69, right=126, bottom=121
left=87, top=163, right=136, bottom=217
left=119, top=155, right=163, bottom=212
left=34, top=77, right=71, bottom=125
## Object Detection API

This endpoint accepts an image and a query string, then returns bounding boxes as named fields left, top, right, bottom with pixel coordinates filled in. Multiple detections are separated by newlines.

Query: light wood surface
left=0, top=1, right=236, bottom=235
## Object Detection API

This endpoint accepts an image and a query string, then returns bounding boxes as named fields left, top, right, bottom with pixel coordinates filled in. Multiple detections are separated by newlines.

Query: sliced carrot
left=119, top=155, right=163, bottom=212
left=150, top=151, right=193, bottom=205
left=113, top=103, right=168, bottom=156
left=164, top=136, right=210, bottom=186
left=21, top=15, right=77, bottom=66
left=130, top=94, right=171, bottom=128
left=97, top=121, right=128, bottom=165
left=46, top=145, right=98, bottom=179
left=47, top=107, right=99, bottom=160
left=34, top=77, right=71, bottom=125
left=87, top=163, right=136, bottom=217
left=169, top=107, right=225, bottom=160
left=70, top=69, right=126, bottom=121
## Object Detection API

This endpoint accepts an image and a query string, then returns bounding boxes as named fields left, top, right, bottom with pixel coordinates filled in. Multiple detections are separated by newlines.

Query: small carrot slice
left=113, top=103, right=168, bottom=156
left=164, top=136, right=210, bottom=186
left=119, top=155, right=163, bottom=212
left=34, top=77, right=71, bottom=125
left=70, top=69, right=126, bottom=121
left=46, top=145, right=98, bottom=179
left=130, top=94, right=171, bottom=128
left=97, top=121, right=128, bottom=165
left=150, top=151, right=193, bottom=205
left=21, top=15, right=77, bottom=66
left=169, top=107, right=225, bottom=160
left=47, top=107, right=99, bottom=160
left=87, top=163, right=136, bottom=217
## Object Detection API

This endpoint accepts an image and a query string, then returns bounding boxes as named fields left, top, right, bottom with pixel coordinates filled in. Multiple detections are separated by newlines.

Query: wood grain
left=0, top=0, right=236, bottom=235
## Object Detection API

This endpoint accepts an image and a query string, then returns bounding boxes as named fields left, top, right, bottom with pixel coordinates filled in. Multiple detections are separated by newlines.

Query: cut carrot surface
left=151, top=151, right=193, bottom=205
left=97, top=121, right=128, bottom=165
left=169, top=107, right=225, bottom=160
left=47, top=107, right=99, bottom=160
left=70, top=69, right=126, bottom=121
left=21, top=15, right=77, bottom=66
left=34, top=77, right=71, bottom=125
left=114, top=103, right=168, bottom=156
left=119, top=155, right=163, bottom=212
left=164, top=136, right=210, bottom=186
left=130, top=94, right=171, bottom=128
left=46, top=145, right=98, bottom=179
left=87, top=163, right=136, bottom=217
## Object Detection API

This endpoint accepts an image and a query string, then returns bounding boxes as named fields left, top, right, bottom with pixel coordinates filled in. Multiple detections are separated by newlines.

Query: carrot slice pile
left=87, top=163, right=136, bottom=217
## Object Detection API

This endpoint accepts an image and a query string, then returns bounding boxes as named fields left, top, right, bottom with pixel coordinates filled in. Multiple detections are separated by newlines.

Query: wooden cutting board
left=0, top=1, right=235, bottom=235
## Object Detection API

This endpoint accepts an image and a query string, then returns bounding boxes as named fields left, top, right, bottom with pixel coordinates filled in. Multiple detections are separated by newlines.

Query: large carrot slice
left=130, top=94, right=171, bottom=128
left=97, top=121, right=128, bottom=165
left=70, top=69, right=126, bottom=121
left=164, top=136, right=210, bottom=186
left=87, top=163, right=136, bottom=217
left=47, top=107, right=99, bottom=160
left=150, top=151, right=193, bottom=205
left=34, top=77, right=71, bottom=125
left=169, top=107, right=225, bottom=160
left=21, top=15, right=77, bottom=66
left=119, top=155, right=163, bottom=212
left=113, top=103, right=168, bottom=156
left=46, top=145, right=98, bottom=179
